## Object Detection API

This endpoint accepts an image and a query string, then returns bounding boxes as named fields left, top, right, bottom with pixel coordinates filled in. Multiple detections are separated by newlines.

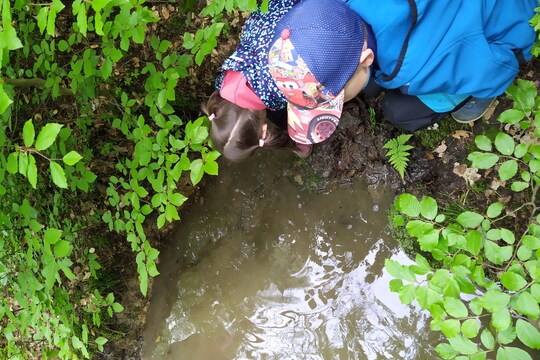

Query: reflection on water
left=143, top=151, right=442, bottom=359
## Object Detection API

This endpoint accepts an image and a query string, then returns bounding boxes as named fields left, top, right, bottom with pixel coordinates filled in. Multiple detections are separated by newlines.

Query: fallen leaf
left=490, top=178, right=506, bottom=190
left=425, top=151, right=435, bottom=160
left=482, top=99, right=499, bottom=121
left=433, top=140, right=447, bottom=157
left=498, top=195, right=512, bottom=204
left=453, top=162, right=481, bottom=185
left=452, top=130, right=471, bottom=140
left=162, top=7, right=170, bottom=20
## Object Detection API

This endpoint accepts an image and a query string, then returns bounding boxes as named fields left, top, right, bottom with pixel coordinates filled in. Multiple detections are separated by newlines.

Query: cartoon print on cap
left=268, top=31, right=345, bottom=144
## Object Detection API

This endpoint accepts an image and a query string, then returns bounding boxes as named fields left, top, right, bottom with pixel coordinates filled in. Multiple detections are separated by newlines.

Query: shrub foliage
left=0, top=0, right=261, bottom=357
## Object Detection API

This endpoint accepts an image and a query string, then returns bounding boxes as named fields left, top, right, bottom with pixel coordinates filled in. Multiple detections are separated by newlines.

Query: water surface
left=143, top=151, right=441, bottom=359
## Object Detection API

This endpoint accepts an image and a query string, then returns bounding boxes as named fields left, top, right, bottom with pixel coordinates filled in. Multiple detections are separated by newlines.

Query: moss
left=415, top=116, right=468, bottom=149
left=287, top=158, right=325, bottom=192
left=470, top=180, right=488, bottom=194
left=387, top=202, right=421, bottom=259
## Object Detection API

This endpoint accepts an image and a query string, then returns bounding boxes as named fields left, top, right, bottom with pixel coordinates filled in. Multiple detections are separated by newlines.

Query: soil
left=97, top=4, right=540, bottom=358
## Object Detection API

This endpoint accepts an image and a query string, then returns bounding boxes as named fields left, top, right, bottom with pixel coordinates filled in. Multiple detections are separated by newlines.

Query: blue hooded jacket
left=345, top=0, right=538, bottom=111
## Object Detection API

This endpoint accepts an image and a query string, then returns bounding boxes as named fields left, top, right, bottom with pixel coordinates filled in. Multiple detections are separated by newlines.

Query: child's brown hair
left=202, top=91, right=299, bottom=161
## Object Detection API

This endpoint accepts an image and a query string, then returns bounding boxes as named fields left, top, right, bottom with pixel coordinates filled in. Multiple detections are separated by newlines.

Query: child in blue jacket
left=203, top=0, right=537, bottom=161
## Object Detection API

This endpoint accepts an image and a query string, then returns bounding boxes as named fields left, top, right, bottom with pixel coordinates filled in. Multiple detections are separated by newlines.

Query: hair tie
left=259, top=138, right=265, bottom=147
left=208, top=113, right=215, bottom=121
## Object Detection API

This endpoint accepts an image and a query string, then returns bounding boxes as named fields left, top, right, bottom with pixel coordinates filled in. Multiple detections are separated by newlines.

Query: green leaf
left=51, top=0, right=65, bottom=12
left=530, top=159, right=540, bottom=173
left=485, top=240, right=513, bottom=265
left=53, top=240, right=70, bottom=258
left=480, top=329, right=495, bottom=350
left=444, top=279, right=462, bottom=298
left=500, top=228, right=515, bottom=244
left=498, top=109, right=525, bottom=124
left=157, top=89, right=167, bottom=109
left=6, top=152, right=18, bottom=174
left=466, top=230, right=482, bottom=256
left=147, top=256, right=160, bottom=277
left=203, top=160, right=218, bottom=176
left=50, top=161, right=68, bottom=188
left=166, top=193, right=183, bottom=208
left=511, top=181, right=529, bottom=192
left=468, top=152, right=499, bottom=169
left=397, top=193, right=420, bottom=217
left=44, top=228, right=62, bottom=246
left=389, top=279, right=403, bottom=292
left=406, top=220, right=434, bottom=237
left=411, top=254, right=431, bottom=275
left=418, top=229, right=440, bottom=251
left=165, top=203, right=180, bottom=222
left=475, top=135, right=492, bottom=151
left=444, top=297, right=468, bottom=318
left=62, top=151, right=83, bottom=166
left=101, top=57, right=112, bottom=79
left=190, top=158, right=204, bottom=185
left=486, top=202, right=504, bottom=218
left=513, top=292, right=540, bottom=319
left=517, top=245, right=533, bottom=261
left=441, top=319, right=461, bottom=338
left=498, top=160, right=518, bottom=181
left=58, top=39, right=69, bottom=52
left=500, top=271, right=528, bottom=291
left=159, top=39, right=171, bottom=53
left=435, top=343, right=458, bottom=360
left=416, top=286, right=443, bottom=309
left=394, top=214, right=405, bottom=227
left=35, top=123, right=63, bottom=151
left=514, top=143, right=529, bottom=158
left=494, top=132, right=515, bottom=156
left=498, top=326, right=517, bottom=345
left=112, top=302, right=124, bottom=313
left=0, top=86, right=13, bottom=113
left=469, top=298, right=484, bottom=316
left=23, top=119, right=35, bottom=147
left=156, top=213, right=165, bottom=229
left=479, top=290, right=510, bottom=312
left=491, top=308, right=512, bottom=331
left=19, top=152, right=28, bottom=176
left=522, top=235, right=540, bottom=250
left=95, top=336, right=108, bottom=351
left=496, top=347, right=533, bottom=360
left=456, top=211, right=484, bottom=228
left=419, top=196, right=438, bottom=220
left=384, top=259, right=416, bottom=282
left=516, top=319, right=540, bottom=349
left=399, top=284, right=416, bottom=304
left=27, top=154, right=37, bottom=189
left=37, top=7, right=49, bottom=34
left=430, top=269, right=451, bottom=292
left=77, top=5, right=87, bottom=37
left=448, top=335, right=478, bottom=355
left=461, top=319, right=480, bottom=338
left=42, top=261, right=59, bottom=290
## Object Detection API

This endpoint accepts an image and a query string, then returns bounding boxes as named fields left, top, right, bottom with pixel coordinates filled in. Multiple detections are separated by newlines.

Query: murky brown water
left=142, top=151, right=442, bottom=359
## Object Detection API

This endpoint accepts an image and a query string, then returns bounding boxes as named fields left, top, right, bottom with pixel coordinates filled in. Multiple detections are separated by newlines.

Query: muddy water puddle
left=142, top=151, right=441, bottom=359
